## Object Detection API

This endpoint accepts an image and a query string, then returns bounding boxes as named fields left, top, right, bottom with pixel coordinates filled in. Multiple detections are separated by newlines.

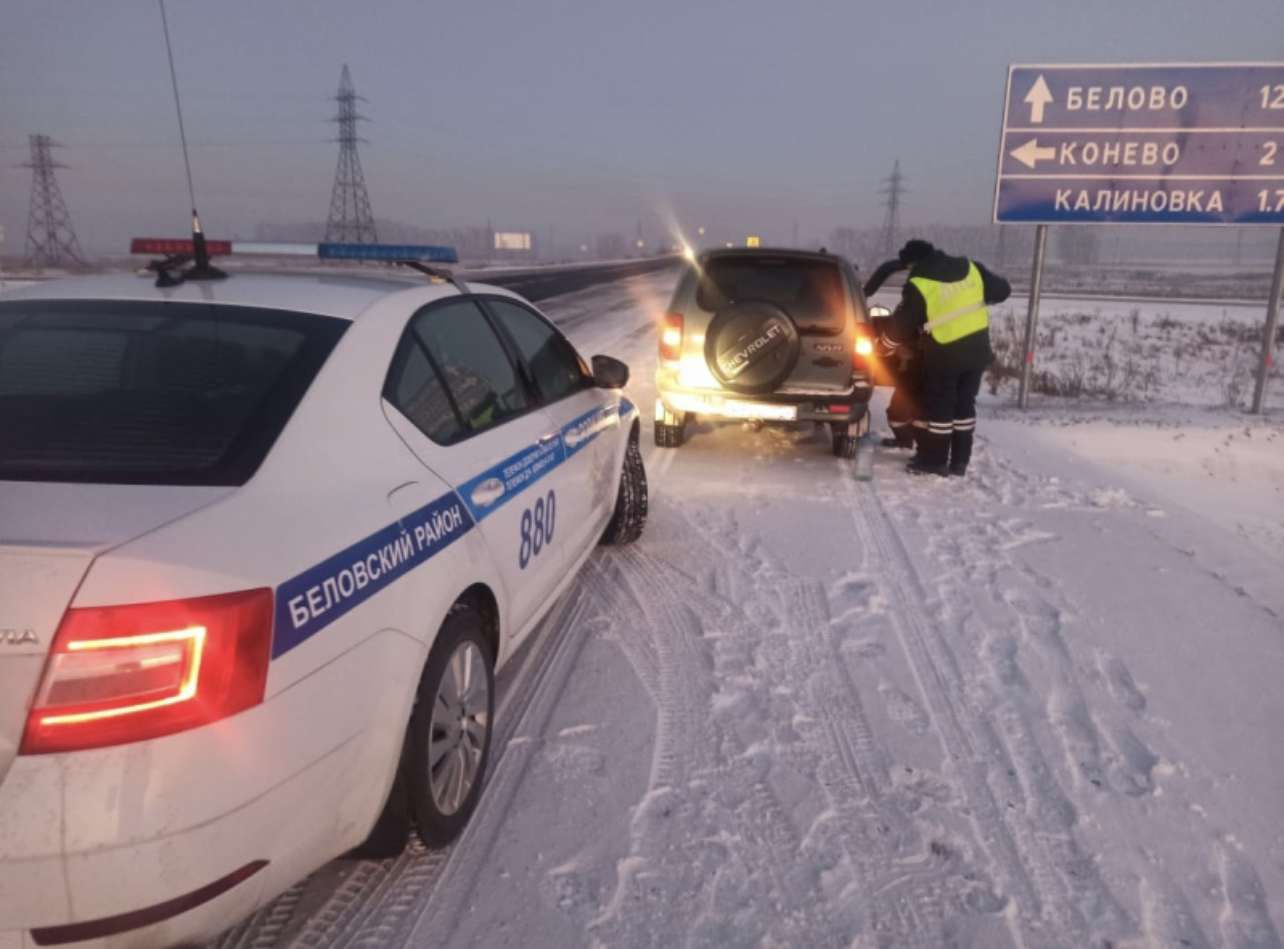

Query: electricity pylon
left=22, top=134, right=86, bottom=268
left=324, top=66, right=378, bottom=244
left=879, top=159, right=906, bottom=260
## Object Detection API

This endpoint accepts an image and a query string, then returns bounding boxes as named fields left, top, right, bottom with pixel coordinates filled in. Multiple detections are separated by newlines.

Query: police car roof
left=0, top=271, right=514, bottom=321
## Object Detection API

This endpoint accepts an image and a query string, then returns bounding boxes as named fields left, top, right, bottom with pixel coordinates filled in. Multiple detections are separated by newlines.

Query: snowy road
left=212, top=272, right=1284, bottom=949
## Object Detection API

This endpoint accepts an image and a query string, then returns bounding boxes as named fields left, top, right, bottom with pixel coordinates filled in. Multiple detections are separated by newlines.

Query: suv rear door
left=694, top=255, right=856, bottom=394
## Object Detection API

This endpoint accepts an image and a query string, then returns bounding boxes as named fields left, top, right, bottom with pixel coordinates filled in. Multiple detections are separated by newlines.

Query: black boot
left=907, top=430, right=950, bottom=476
left=949, top=429, right=974, bottom=476
left=882, top=428, right=914, bottom=449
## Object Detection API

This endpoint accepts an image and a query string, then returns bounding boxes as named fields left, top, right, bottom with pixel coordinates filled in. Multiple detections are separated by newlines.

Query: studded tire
left=831, top=410, right=869, bottom=459
left=831, top=425, right=859, bottom=459
left=653, top=408, right=688, bottom=448
left=600, top=437, right=648, bottom=545
left=654, top=422, right=685, bottom=448
left=408, top=605, right=495, bottom=849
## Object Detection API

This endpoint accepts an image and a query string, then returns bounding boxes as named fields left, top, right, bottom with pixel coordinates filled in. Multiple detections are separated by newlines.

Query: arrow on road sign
left=1024, top=75, right=1053, bottom=124
left=1009, top=138, right=1057, bottom=169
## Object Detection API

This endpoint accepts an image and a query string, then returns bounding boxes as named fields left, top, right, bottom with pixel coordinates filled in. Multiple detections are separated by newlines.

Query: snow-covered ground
left=211, top=272, right=1283, bottom=949
left=986, top=297, right=1279, bottom=409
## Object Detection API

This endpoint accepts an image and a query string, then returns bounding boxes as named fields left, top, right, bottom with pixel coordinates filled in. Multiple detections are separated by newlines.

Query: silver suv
left=655, top=248, right=875, bottom=457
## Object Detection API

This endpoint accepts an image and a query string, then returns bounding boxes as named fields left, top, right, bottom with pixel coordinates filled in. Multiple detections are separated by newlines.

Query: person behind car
left=886, top=239, right=1011, bottom=477
left=862, top=258, right=921, bottom=450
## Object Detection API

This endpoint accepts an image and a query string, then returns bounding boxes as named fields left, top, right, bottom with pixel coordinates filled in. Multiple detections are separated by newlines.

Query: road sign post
left=994, top=63, right=1284, bottom=411
left=1251, top=228, right=1284, bottom=413
left=1018, top=225, right=1048, bottom=409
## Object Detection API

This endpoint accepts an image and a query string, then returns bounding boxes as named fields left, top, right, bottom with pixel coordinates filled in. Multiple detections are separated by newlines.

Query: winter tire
left=654, top=409, right=687, bottom=448
left=703, top=300, right=801, bottom=395
left=831, top=410, right=868, bottom=459
left=408, top=605, right=494, bottom=849
left=831, top=424, right=859, bottom=459
left=600, top=437, right=648, bottom=545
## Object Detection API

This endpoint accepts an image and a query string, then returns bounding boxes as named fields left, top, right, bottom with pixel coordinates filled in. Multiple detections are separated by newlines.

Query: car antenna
left=158, top=0, right=224, bottom=282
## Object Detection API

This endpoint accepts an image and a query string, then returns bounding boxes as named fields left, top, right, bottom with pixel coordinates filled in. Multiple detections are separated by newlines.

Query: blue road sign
left=994, top=64, right=1284, bottom=225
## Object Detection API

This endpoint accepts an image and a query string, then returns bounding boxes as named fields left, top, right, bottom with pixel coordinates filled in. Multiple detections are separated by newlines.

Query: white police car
left=0, top=240, right=646, bottom=948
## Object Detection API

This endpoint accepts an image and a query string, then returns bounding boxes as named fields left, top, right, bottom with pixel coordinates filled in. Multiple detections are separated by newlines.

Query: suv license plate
left=724, top=402, right=797, bottom=421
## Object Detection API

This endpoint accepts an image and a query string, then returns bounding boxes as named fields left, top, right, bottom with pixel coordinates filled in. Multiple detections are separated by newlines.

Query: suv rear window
left=0, top=300, right=347, bottom=486
left=695, top=257, right=849, bottom=334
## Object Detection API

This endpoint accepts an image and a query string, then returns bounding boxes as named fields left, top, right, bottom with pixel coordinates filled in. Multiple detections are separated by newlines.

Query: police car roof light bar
left=130, top=239, right=459, bottom=266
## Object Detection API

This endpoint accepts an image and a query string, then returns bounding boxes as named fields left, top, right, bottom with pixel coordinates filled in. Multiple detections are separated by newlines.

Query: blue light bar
left=318, top=243, right=459, bottom=264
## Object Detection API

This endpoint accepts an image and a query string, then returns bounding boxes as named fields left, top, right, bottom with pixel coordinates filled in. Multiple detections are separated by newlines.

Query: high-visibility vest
left=910, top=263, right=989, bottom=344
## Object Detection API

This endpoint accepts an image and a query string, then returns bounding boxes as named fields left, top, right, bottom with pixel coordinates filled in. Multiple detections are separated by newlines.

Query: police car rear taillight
left=660, top=313, right=683, bottom=361
left=20, top=589, right=273, bottom=755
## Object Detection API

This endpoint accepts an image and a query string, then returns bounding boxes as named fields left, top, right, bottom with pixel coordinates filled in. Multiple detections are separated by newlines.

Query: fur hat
left=898, top=239, right=936, bottom=266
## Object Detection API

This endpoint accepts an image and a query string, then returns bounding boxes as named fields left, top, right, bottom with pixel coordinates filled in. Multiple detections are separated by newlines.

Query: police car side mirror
left=591, top=355, right=629, bottom=389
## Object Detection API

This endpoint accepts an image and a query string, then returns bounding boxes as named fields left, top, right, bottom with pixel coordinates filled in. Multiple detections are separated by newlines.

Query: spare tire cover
left=703, top=300, right=801, bottom=395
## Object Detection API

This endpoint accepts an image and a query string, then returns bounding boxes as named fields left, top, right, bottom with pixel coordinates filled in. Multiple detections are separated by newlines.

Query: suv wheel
left=831, top=424, right=858, bottom=459
left=654, top=408, right=688, bottom=448
left=830, top=413, right=868, bottom=459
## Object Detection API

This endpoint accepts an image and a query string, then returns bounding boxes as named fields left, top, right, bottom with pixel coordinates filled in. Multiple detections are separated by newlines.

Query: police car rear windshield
left=0, top=301, right=347, bottom=486
left=695, top=257, right=848, bottom=335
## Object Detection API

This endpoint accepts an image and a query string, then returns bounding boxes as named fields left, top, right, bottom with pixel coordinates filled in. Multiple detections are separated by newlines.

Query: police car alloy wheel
left=409, top=605, right=495, bottom=848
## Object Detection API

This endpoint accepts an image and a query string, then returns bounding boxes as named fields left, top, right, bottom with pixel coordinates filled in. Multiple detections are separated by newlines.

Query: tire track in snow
left=679, top=501, right=1005, bottom=948
left=775, top=576, right=1006, bottom=949
left=856, top=441, right=1284, bottom=948
left=209, top=880, right=306, bottom=949
left=586, top=546, right=856, bottom=949
left=589, top=495, right=1011, bottom=948
left=841, top=471, right=1105, bottom=949
left=898, top=468, right=1166, bottom=897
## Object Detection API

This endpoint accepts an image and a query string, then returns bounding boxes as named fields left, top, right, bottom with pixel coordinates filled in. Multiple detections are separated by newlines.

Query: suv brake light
left=21, top=589, right=274, bottom=755
left=854, top=325, right=874, bottom=368
left=660, top=313, right=683, bottom=362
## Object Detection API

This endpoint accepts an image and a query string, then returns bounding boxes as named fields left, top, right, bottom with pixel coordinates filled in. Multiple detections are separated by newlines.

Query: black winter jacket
left=890, top=251, right=1011, bottom=371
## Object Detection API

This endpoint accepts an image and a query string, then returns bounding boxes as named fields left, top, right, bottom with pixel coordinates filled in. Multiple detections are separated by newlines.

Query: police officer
left=888, top=239, right=1011, bottom=477
left=862, top=258, right=920, bottom=449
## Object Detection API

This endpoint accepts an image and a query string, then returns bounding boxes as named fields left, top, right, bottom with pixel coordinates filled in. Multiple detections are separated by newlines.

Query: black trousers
left=885, top=355, right=923, bottom=445
left=917, top=359, right=984, bottom=470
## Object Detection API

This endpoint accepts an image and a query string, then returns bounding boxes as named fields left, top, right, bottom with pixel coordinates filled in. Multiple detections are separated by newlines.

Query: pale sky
left=2, top=0, right=1282, bottom=255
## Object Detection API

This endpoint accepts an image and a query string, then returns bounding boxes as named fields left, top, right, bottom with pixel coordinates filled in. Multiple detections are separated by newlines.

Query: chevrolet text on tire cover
left=654, top=248, right=876, bottom=456
left=0, top=240, right=647, bottom=949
